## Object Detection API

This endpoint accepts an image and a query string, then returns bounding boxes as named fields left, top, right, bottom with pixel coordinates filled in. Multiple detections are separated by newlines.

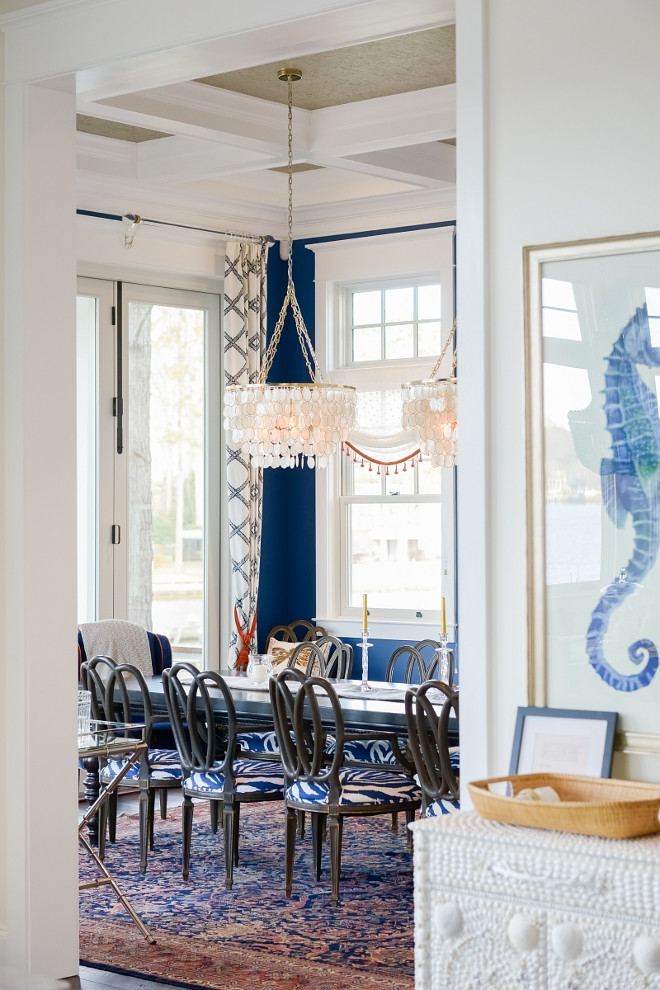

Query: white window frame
left=308, top=227, right=456, bottom=639
left=76, top=276, right=223, bottom=670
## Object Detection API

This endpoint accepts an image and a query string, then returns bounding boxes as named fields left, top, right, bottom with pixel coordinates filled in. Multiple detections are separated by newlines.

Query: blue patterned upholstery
left=100, top=747, right=183, bottom=782
left=286, top=766, right=421, bottom=808
left=425, top=796, right=461, bottom=817
left=449, top=747, right=460, bottom=773
left=326, top=734, right=408, bottom=766
left=237, top=730, right=280, bottom=756
left=183, top=758, right=284, bottom=796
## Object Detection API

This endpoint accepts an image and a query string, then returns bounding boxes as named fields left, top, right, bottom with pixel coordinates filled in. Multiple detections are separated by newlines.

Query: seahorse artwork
left=234, top=605, right=258, bottom=671
left=585, top=305, right=660, bottom=691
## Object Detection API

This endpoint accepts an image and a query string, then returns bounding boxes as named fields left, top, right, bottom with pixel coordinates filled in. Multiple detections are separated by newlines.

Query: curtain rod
left=77, top=209, right=274, bottom=247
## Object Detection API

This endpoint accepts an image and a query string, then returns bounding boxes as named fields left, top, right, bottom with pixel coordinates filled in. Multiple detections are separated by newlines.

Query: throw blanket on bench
left=78, top=619, right=172, bottom=681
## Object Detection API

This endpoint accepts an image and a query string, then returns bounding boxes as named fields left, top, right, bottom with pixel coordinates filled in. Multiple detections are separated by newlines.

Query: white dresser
left=413, top=811, right=660, bottom=990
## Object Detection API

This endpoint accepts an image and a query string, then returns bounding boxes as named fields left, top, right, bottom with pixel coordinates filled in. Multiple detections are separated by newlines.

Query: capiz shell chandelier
left=223, top=68, right=356, bottom=469
left=401, top=321, right=457, bottom=468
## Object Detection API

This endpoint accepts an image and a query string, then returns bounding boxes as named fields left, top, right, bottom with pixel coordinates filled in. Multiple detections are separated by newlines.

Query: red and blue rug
left=79, top=801, right=415, bottom=990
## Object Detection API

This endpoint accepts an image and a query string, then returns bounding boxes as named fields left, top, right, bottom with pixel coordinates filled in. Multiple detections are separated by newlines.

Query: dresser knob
left=633, top=935, right=660, bottom=976
left=507, top=912, right=539, bottom=953
left=551, top=922, right=583, bottom=961
left=434, top=900, right=463, bottom=938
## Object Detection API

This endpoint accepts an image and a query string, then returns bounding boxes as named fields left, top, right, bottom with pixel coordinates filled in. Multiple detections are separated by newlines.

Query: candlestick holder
left=435, top=631, right=451, bottom=684
left=360, top=630, right=372, bottom=692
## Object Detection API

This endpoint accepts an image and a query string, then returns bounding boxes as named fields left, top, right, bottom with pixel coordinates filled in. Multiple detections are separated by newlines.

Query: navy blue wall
left=257, top=222, right=456, bottom=670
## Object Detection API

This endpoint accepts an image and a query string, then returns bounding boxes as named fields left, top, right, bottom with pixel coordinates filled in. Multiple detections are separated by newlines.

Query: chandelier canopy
left=401, top=320, right=457, bottom=468
left=223, top=68, right=357, bottom=469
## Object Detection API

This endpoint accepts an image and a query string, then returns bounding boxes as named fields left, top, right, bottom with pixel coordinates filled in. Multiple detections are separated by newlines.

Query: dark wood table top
left=143, top=672, right=458, bottom=740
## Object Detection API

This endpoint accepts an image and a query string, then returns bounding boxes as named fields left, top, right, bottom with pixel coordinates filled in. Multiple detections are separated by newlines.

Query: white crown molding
left=310, top=85, right=455, bottom=157
left=293, top=187, right=457, bottom=239
left=77, top=164, right=456, bottom=242
left=3, top=0, right=454, bottom=93
left=77, top=172, right=285, bottom=237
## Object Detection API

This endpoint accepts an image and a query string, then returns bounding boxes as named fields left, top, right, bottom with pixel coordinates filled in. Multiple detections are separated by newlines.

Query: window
left=309, top=228, right=455, bottom=636
left=350, top=280, right=442, bottom=361
left=76, top=278, right=222, bottom=666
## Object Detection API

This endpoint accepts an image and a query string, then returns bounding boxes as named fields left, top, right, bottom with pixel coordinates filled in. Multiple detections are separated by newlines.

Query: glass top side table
left=78, top=721, right=156, bottom=944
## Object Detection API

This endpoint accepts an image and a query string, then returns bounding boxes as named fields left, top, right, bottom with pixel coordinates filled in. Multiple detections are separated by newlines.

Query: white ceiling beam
left=339, top=142, right=456, bottom=186
left=309, top=85, right=455, bottom=158
left=77, top=84, right=447, bottom=171
left=82, top=84, right=308, bottom=155
left=3, top=0, right=453, bottom=96
left=135, top=136, right=278, bottom=183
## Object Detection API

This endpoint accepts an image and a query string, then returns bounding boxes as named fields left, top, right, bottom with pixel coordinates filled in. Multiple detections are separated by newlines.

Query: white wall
left=457, top=0, right=660, bottom=788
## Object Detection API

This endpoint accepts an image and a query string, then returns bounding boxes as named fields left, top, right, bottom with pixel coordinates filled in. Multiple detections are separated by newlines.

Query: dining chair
left=337, top=644, right=425, bottom=771
left=269, top=668, right=421, bottom=906
left=162, top=663, right=285, bottom=890
left=385, top=644, right=427, bottom=684
left=80, top=655, right=183, bottom=872
left=237, top=636, right=352, bottom=760
left=266, top=619, right=327, bottom=645
left=289, top=636, right=353, bottom=678
left=405, top=679, right=460, bottom=817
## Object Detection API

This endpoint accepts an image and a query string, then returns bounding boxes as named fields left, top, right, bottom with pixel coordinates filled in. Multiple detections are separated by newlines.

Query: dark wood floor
left=76, top=966, right=184, bottom=990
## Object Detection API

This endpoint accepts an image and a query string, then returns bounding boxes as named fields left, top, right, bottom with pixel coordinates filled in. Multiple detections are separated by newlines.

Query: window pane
left=76, top=295, right=98, bottom=623
left=417, top=457, right=441, bottom=494
left=418, top=284, right=441, bottom=321
left=385, top=323, right=414, bottom=359
left=543, top=364, right=592, bottom=430
left=353, top=290, right=381, bottom=325
left=385, top=286, right=414, bottom=323
left=385, top=464, right=415, bottom=495
left=542, top=278, right=576, bottom=310
left=352, top=463, right=383, bottom=495
left=652, top=318, right=660, bottom=349
left=418, top=320, right=442, bottom=356
left=349, top=502, right=442, bottom=610
left=353, top=325, right=381, bottom=362
left=542, top=307, right=582, bottom=340
left=127, top=303, right=205, bottom=650
left=646, top=286, right=660, bottom=317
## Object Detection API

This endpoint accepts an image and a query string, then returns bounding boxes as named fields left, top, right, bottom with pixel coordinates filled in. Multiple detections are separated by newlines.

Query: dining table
left=139, top=670, right=459, bottom=744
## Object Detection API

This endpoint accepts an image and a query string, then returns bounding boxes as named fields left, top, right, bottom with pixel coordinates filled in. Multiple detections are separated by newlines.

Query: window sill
left=315, top=616, right=452, bottom=641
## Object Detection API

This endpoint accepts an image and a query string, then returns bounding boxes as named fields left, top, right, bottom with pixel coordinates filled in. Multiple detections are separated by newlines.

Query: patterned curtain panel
left=224, top=240, right=268, bottom=667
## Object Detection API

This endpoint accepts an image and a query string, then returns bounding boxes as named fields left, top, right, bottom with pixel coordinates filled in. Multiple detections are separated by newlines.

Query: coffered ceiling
left=4, top=0, right=456, bottom=240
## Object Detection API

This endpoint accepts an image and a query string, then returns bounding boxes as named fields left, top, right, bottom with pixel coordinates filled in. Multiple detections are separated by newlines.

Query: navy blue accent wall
left=342, top=637, right=458, bottom=684
left=257, top=222, right=456, bottom=655
left=257, top=241, right=318, bottom=649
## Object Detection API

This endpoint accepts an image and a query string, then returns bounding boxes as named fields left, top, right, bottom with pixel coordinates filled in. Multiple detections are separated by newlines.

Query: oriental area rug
left=79, top=801, right=415, bottom=990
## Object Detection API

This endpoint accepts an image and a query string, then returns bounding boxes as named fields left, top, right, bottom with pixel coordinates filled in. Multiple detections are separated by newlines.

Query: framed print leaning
left=525, top=230, right=660, bottom=755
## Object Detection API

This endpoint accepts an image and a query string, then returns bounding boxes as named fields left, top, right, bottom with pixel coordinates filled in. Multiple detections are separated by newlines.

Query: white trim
left=318, top=618, right=452, bottom=640
left=312, top=227, right=455, bottom=634
left=455, top=0, right=489, bottom=803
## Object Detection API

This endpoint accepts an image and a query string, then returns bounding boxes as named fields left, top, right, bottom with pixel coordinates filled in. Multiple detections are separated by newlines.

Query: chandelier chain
left=258, top=75, right=322, bottom=385
left=429, top=319, right=457, bottom=381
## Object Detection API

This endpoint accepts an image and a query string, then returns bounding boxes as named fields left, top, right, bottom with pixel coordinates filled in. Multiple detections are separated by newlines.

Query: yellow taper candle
left=441, top=596, right=447, bottom=636
left=362, top=594, right=368, bottom=633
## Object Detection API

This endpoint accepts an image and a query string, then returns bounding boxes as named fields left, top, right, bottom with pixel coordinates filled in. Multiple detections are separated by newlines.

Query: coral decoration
left=234, top=606, right=258, bottom=670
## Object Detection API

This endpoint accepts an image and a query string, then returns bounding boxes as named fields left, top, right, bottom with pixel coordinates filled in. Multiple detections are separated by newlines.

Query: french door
left=77, top=277, right=222, bottom=667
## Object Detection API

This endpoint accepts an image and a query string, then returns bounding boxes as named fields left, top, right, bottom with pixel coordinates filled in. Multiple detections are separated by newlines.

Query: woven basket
left=468, top=772, right=660, bottom=839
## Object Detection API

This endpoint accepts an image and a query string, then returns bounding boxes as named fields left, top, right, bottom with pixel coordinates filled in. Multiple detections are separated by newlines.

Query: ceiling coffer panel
left=195, top=26, right=454, bottom=111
